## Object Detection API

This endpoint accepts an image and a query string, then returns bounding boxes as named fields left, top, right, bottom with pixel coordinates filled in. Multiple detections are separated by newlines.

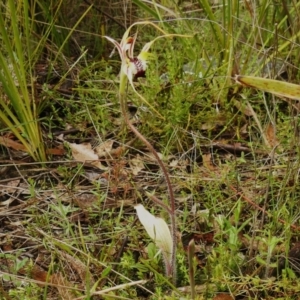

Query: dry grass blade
left=74, top=280, right=147, bottom=298
left=50, top=273, right=75, bottom=300
left=60, top=252, right=95, bottom=291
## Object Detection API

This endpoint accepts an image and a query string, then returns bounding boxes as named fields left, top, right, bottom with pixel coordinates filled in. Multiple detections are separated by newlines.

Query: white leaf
left=134, top=204, right=173, bottom=264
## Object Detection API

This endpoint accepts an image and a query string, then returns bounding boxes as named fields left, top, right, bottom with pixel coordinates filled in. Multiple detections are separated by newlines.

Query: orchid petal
left=127, top=33, right=137, bottom=59
left=140, top=41, right=154, bottom=53
left=122, top=60, right=136, bottom=85
left=137, top=41, right=154, bottom=63
left=104, top=36, right=124, bottom=60
left=119, top=26, right=134, bottom=50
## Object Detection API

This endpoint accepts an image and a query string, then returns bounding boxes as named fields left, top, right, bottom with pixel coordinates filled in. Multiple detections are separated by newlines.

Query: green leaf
left=235, top=75, right=300, bottom=100
left=256, top=255, right=267, bottom=266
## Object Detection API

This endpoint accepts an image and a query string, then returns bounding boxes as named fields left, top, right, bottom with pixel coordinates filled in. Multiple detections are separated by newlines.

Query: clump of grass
left=0, top=0, right=46, bottom=161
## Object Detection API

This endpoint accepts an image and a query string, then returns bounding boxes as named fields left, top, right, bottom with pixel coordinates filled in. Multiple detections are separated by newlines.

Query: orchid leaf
left=134, top=204, right=173, bottom=276
left=235, top=75, right=300, bottom=101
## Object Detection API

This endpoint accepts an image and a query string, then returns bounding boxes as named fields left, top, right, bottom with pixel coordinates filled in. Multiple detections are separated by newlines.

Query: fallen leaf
left=145, top=151, right=164, bottom=162
left=265, top=123, right=279, bottom=148
left=60, top=252, right=95, bottom=287
left=213, top=293, right=234, bottom=300
left=129, top=156, right=145, bottom=175
left=0, top=136, right=26, bottom=151
left=94, top=140, right=114, bottom=157
left=0, top=198, right=15, bottom=206
left=27, top=264, right=49, bottom=283
left=0, top=180, right=21, bottom=206
left=0, top=179, right=20, bottom=195
left=84, top=171, right=102, bottom=181
left=73, top=193, right=98, bottom=209
left=169, top=159, right=178, bottom=167
left=67, top=142, right=106, bottom=170
left=46, top=146, right=65, bottom=156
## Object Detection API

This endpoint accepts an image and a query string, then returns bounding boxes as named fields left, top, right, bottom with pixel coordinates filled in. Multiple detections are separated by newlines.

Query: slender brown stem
left=145, top=192, right=172, bottom=215
left=120, top=88, right=177, bottom=283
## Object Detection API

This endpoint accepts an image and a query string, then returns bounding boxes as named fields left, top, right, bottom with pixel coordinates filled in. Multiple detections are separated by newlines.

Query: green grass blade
left=132, top=0, right=161, bottom=19
left=196, top=0, right=224, bottom=47
left=0, top=0, right=46, bottom=161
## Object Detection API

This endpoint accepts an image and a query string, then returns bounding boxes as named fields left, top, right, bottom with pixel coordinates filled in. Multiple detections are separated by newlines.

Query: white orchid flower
left=104, top=22, right=189, bottom=118
left=105, top=29, right=163, bottom=117
left=134, top=204, right=173, bottom=276
left=105, top=32, right=152, bottom=87
left=104, top=24, right=157, bottom=95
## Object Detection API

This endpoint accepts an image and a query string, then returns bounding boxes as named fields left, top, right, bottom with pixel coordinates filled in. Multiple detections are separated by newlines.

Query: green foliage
left=0, top=0, right=46, bottom=161
left=0, top=0, right=104, bottom=162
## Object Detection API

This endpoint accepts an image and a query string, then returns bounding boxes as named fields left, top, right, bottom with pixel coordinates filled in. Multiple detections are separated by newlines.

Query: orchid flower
left=105, top=32, right=152, bottom=88
left=104, top=22, right=190, bottom=118
left=104, top=21, right=163, bottom=87
left=104, top=24, right=161, bottom=117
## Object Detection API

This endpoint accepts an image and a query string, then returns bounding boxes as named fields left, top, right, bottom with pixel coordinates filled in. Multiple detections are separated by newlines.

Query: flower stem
left=119, top=73, right=177, bottom=283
